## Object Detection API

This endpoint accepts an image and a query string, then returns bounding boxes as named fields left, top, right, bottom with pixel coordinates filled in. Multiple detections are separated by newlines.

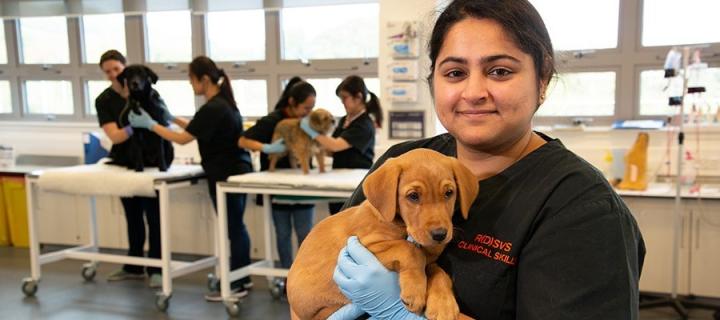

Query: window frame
left=83, top=77, right=112, bottom=119
left=536, top=66, right=621, bottom=124
left=0, top=6, right=380, bottom=123
left=205, top=9, right=267, bottom=63
left=227, top=74, right=271, bottom=118
left=16, top=16, right=73, bottom=66
left=79, top=13, right=128, bottom=65
left=21, top=76, right=78, bottom=121
left=278, top=3, right=380, bottom=62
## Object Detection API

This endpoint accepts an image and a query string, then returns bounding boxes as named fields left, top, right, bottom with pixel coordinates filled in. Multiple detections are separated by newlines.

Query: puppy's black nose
left=430, top=228, right=448, bottom=242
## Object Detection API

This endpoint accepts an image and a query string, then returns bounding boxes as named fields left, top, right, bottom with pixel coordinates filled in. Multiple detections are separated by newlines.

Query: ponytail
left=274, top=76, right=304, bottom=110
left=189, top=56, right=237, bottom=110
left=366, top=91, right=383, bottom=128
left=217, top=69, right=237, bottom=110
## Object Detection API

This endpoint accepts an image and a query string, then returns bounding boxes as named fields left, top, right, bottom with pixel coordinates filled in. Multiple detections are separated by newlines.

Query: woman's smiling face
left=432, top=17, right=545, bottom=152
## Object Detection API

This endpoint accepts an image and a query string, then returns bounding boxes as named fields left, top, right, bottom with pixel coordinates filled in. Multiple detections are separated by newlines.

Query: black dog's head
left=116, top=65, right=159, bottom=100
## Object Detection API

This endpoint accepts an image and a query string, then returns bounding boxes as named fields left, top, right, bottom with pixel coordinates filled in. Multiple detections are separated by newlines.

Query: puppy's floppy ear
left=116, top=69, right=127, bottom=88
left=143, top=66, right=159, bottom=84
left=362, top=157, right=401, bottom=222
left=450, top=158, right=478, bottom=219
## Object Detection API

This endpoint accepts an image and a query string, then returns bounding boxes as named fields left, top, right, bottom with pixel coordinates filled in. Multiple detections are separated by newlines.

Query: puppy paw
left=424, top=291, right=459, bottom=320
left=399, top=275, right=427, bottom=313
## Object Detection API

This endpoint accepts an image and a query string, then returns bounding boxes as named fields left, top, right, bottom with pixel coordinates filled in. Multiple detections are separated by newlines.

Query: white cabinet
left=623, top=196, right=720, bottom=298
left=624, top=197, right=691, bottom=295
left=688, top=201, right=720, bottom=298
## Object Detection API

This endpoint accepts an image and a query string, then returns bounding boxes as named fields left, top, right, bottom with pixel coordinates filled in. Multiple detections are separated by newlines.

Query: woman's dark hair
left=273, top=76, right=304, bottom=110
left=99, top=49, right=126, bottom=67
left=336, top=75, right=383, bottom=128
left=274, top=79, right=316, bottom=111
left=189, top=56, right=237, bottom=110
left=427, top=0, right=556, bottom=91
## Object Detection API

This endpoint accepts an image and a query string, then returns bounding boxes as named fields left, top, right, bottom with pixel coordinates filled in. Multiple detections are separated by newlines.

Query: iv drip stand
left=639, top=47, right=720, bottom=320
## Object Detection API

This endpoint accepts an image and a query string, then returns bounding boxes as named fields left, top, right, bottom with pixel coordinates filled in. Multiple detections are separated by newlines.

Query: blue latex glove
left=128, top=108, right=157, bottom=129
left=333, top=236, right=425, bottom=320
left=300, top=116, right=319, bottom=139
left=261, top=138, right=287, bottom=154
left=328, top=303, right=366, bottom=320
left=122, top=125, right=134, bottom=137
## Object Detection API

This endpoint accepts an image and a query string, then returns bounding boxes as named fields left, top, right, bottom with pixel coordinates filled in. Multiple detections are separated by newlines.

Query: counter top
left=616, top=183, right=720, bottom=200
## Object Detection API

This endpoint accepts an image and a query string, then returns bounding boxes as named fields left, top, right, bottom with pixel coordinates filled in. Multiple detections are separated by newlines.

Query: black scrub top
left=331, top=112, right=375, bottom=169
left=185, top=95, right=252, bottom=180
left=95, top=87, right=130, bottom=161
left=344, top=132, right=646, bottom=320
left=243, top=108, right=315, bottom=209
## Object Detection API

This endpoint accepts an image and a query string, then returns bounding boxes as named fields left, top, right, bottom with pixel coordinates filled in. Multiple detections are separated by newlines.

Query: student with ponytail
left=129, top=56, right=254, bottom=300
left=299, top=75, right=382, bottom=214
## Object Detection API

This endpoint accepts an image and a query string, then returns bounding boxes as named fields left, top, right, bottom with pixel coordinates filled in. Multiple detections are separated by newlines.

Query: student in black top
left=300, top=75, right=382, bottom=214
left=128, top=56, right=253, bottom=300
left=238, top=79, right=317, bottom=275
left=328, top=1, right=646, bottom=319
left=95, top=50, right=167, bottom=287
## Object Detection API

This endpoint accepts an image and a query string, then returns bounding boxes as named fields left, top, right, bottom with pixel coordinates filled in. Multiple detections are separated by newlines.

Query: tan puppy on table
left=287, top=148, right=479, bottom=320
left=269, top=108, right=335, bottom=174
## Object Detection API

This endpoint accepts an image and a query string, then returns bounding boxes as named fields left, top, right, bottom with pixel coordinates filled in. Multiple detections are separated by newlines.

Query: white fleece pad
left=227, top=169, right=368, bottom=191
left=35, top=163, right=204, bottom=197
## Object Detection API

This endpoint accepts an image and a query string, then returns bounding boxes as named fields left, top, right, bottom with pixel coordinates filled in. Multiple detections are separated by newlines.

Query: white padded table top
left=227, top=168, right=368, bottom=191
left=34, top=163, right=204, bottom=197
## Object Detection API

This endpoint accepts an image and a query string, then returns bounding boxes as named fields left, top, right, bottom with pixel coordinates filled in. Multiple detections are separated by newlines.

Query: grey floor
left=0, top=246, right=717, bottom=320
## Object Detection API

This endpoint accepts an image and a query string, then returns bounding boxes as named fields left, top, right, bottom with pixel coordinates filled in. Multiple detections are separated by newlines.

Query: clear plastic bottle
left=679, top=151, right=697, bottom=186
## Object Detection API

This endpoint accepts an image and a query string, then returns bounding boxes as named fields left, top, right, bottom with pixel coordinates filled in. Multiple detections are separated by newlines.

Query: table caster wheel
left=81, top=265, right=97, bottom=281
left=21, top=279, right=38, bottom=297
left=155, top=294, right=170, bottom=312
left=225, top=300, right=241, bottom=317
left=207, top=273, right=219, bottom=292
left=269, top=279, right=285, bottom=300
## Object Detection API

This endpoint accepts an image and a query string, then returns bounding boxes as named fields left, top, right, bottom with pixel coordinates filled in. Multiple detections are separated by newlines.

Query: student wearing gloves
left=128, top=56, right=254, bottom=300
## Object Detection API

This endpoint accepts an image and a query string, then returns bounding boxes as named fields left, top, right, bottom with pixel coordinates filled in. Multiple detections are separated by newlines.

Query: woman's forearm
left=151, top=124, right=195, bottom=145
left=315, top=135, right=351, bottom=152
left=102, top=123, right=130, bottom=144
left=238, top=136, right=264, bottom=152
left=173, top=116, right=189, bottom=129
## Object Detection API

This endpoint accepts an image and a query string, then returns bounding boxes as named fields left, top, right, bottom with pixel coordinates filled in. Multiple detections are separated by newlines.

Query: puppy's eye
left=407, top=192, right=420, bottom=203
left=445, top=189, right=454, bottom=199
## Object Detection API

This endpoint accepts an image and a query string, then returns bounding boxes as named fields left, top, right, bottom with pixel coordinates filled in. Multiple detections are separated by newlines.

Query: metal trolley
left=21, top=167, right=214, bottom=312
left=214, top=169, right=366, bottom=317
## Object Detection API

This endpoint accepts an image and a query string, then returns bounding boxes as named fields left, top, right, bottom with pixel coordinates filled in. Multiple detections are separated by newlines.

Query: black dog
left=113, top=65, right=173, bottom=172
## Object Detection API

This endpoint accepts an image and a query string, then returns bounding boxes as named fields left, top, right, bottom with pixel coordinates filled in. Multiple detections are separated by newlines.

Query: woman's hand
left=128, top=109, right=157, bottom=130
left=300, top=116, right=320, bottom=139
left=333, top=236, right=425, bottom=320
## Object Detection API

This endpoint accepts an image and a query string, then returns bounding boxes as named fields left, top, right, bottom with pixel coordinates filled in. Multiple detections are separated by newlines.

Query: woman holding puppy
left=128, top=56, right=254, bottom=300
left=322, top=0, right=646, bottom=319
left=238, top=79, right=318, bottom=287
left=300, top=75, right=383, bottom=215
